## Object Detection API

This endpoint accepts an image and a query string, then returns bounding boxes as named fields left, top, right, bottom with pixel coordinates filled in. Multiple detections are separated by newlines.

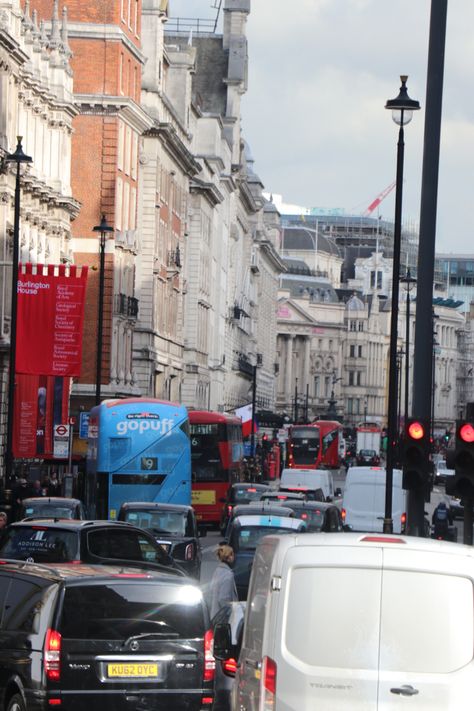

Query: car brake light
left=247, top=488, right=257, bottom=492
left=341, top=508, right=346, bottom=521
left=201, top=697, right=213, bottom=706
left=222, top=657, right=238, bottom=676
left=203, top=629, right=215, bottom=682
left=227, top=505, right=233, bottom=516
left=48, top=700, right=61, bottom=706
left=261, top=656, right=277, bottom=710
left=361, top=536, right=406, bottom=544
left=301, top=513, right=308, bottom=520
left=44, top=629, right=62, bottom=681
left=401, top=512, right=407, bottom=527
left=184, top=543, right=194, bottom=561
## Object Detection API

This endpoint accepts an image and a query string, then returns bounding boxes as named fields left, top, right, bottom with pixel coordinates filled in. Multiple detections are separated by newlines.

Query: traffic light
left=402, top=419, right=430, bottom=490
left=445, top=421, right=474, bottom=498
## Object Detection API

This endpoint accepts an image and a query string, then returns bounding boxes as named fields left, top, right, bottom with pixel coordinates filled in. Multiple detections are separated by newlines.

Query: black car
left=19, top=497, right=86, bottom=521
left=118, top=502, right=204, bottom=579
left=0, top=561, right=215, bottom=711
left=219, top=483, right=270, bottom=534
left=0, top=519, right=179, bottom=571
left=283, top=500, right=345, bottom=532
left=356, top=449, right=380, bottom=466
left=259, top=490, right=306, bottom=504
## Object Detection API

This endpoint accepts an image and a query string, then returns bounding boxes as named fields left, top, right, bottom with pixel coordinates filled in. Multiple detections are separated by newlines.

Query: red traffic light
left=459, top=423, right=474, bottom=443
left=407, top=421, right=425, bottom=440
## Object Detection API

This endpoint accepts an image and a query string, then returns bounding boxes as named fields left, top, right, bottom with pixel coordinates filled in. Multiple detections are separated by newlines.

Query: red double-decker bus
left=287, top=420, right=343, bottom=469
left=189, top=410, right=244, bottom=526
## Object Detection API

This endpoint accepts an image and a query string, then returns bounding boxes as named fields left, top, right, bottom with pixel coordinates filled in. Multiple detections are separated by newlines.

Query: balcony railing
left=114, top=293, right=139, bottom=319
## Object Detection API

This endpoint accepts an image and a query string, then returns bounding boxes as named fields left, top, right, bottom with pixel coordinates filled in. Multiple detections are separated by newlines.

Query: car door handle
left=390, top=685, right=419, bottom=697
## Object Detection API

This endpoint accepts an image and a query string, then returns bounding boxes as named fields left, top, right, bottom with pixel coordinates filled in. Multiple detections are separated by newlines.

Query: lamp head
left=385, top=76, right=420, bottom=126
left=6, top=136, right=33, bottom=165
left=93, top=214, right=114, bottom=234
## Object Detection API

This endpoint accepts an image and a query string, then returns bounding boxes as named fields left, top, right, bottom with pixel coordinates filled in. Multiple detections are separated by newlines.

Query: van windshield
left=60, top=583, right=204, bottom=640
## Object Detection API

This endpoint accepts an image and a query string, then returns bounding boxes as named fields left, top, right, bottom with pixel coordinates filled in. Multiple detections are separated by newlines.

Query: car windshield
left=123, top=510, right=189, bottom=536
left=23, top=503, right=75, bottom=519
left=360, top=450, right=375, bottom=456
left=60, top=583, right=204, bottom=640
left=293, top=509, right=324, bottom=530
left=232, top=487, right=265, bottom=504
left=232, top=525, right=296, bottom=551
left=0, top=526, right=78, bottom=562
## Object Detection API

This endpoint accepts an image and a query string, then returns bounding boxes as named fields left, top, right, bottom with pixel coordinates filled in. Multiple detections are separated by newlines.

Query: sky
left=169, top=1, right=474, bottom=253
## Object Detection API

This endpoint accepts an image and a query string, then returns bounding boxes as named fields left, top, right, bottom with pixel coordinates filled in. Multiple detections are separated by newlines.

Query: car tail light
left=301, top=512, right=308, bottom=520
left=227, top=505, right=233, bottom=516
left=247, top=488, right=257, bottom=492
left=222, top=657, right=238, bottom=676
left=185, top=543, right=194, bottom=561
left=203, top=629, right=215, bottom=682
left=48, top=700, right=62, bottom=706
left=44, top=629, right=62, bottom=681
left=201, top=696, right=213, bottom=706
left=401, top=512, right=407, bottom=530
left=260, top=656, right=277, bottom=710
left=341, top=508, right=346, bottom=521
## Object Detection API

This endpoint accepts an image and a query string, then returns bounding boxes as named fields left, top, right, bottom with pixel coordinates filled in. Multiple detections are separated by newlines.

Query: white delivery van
left=280, top=467, right=337, bottom=501
left=342, top=465, right=406, bottom=533
left=224, top=533, right=474, bottom=710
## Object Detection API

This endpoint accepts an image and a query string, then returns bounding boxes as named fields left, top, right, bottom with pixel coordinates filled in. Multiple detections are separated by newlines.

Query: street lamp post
left=4, top=137, right=32, bottom=486
left=383, top=76, right=420, bottom=533
left=401, top=269, right=417, bottom=425
left=92, top=216, right=113, bottom=405
left=396, top=347, right=405, bottom=438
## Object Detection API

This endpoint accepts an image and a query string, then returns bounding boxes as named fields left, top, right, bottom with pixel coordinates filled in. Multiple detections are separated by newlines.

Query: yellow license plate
left=192, top=490, right=216, bottom=505
left=107, top=663, right=158, bottom=678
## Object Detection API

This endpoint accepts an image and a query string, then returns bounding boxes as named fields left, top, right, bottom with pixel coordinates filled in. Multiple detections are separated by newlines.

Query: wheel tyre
left=7, top=694, right=26, bottom=711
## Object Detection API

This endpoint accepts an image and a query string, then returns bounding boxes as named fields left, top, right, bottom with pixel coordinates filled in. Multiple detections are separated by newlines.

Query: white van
left=280, top=467, right=336, bottom=501
left=223, top=533, right=474, bottom=710
left=342, top=465, right=406, bottom=534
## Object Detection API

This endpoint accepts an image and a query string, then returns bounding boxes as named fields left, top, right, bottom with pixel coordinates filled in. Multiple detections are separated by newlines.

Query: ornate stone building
left=0, top=0, right=78, bottom=479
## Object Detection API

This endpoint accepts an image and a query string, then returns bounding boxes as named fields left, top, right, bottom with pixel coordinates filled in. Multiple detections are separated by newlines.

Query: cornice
left=146, top=122, right=201, bottom=176
left=0, top=29, right=29, bottom=66
left=239, top=179, right=259, bottom=214
left=75, top=94, right=154, bottom=133
left=190, top=177, right=224, bottom=207
left=53, top=22, right=146, bottom=65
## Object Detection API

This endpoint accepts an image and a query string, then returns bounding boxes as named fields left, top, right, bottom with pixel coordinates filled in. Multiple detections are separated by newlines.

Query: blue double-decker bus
left=86, top=398, right=191, bottom=519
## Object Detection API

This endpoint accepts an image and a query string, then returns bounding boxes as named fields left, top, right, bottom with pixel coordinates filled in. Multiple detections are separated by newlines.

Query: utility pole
left=410, top=0, right=448, bottom=535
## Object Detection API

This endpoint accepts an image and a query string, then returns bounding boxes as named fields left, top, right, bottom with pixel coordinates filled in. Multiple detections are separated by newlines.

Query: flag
left=235, top=403, right=257, bottom=438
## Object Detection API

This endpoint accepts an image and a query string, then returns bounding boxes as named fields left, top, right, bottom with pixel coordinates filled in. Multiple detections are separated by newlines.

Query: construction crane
left=362, top=181, right=396, bottom=217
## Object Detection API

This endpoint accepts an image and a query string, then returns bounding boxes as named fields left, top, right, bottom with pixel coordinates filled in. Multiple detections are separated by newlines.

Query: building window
left=357, top=371, right=362, bottom=386
left=350, top=345, right=355, bottom=358
left=314, top=376, right=320, bottom=397
left=358, top=345, right=363, bottom=357
left=358, top=321, right=364, bottom=332
left=347, top=398, right=353, bottom=414
left=370, top=270, right=383, bottom=289
left=354, top=399, right=360, bottom=414
left=350, top=320, right=357, bottom=332
left=349, top=371, right=354, bottom=386
left=325, top=376, right=330, bottom=397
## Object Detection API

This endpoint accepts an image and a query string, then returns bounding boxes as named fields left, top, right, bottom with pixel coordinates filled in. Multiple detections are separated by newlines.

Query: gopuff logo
left=116, top=419, right=174, bottom=435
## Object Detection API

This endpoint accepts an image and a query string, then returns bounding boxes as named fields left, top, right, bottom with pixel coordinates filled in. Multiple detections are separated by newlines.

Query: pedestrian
left=12, top=478, right=31, bottom=520
left=31, top=479, right=45, bottom=497
left=48, top=472, right=61, bottom=497
left=0, top=511, right=7, bottom=530
left=209, top=542, right=238, bottom=620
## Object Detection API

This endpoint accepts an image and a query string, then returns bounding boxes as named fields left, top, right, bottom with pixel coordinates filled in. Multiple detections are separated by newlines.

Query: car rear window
left=232, top=487, right=266, bottom=504
left=232, top=525, right=296, bottom=551
left=123, top=510, right=189, bottom=536
left=293, top=509, right=324, bottom=530
left=0, top=527, right=78, bottom=563
left=60, top=583, right=205, bottom=640
left=23, top=504, right=75, bottom=519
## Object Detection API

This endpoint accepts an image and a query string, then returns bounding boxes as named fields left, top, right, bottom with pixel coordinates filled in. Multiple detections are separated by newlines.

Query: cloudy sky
left=169, top=1, right=474, bottom=253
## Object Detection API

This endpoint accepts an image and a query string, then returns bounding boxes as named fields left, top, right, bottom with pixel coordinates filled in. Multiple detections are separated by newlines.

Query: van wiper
left=123, top=631, right=179, bottom=646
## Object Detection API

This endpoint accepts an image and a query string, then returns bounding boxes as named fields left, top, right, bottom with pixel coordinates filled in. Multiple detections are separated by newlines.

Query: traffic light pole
left=464, top=495, right=473, bottom=546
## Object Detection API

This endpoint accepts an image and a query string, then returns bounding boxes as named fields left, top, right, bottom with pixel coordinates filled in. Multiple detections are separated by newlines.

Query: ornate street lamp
left=4, top=137, right=32, bottom=486
left=400, top=269, right=417, bottom=425
left=92, top=215, right=114, bottom=405
left=383, top=77, right=420, bottom=533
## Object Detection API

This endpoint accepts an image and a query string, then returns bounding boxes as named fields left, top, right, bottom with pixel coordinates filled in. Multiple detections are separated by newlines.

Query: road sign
left=54, top=423, right=70, bottom=458
left=79, top=412, right=90, bottom=439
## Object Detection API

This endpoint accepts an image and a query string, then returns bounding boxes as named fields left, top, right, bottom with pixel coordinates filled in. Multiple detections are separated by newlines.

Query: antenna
left=211, top=0, right=223, bottom=32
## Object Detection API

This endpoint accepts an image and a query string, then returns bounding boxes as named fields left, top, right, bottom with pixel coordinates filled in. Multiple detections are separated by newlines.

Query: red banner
left=16, top=263, right=88, bottom=376
left=13, top=374, right=70, bottom=458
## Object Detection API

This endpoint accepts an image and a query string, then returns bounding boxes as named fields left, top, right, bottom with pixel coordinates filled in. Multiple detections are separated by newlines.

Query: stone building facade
left=0, top=0, right=78, bottom=477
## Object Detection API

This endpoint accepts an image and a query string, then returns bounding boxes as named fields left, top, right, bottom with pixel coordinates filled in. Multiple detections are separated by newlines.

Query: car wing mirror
left=213, top=623, right=232, bottom=660
left=335, top=488, right=342, bottom=497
